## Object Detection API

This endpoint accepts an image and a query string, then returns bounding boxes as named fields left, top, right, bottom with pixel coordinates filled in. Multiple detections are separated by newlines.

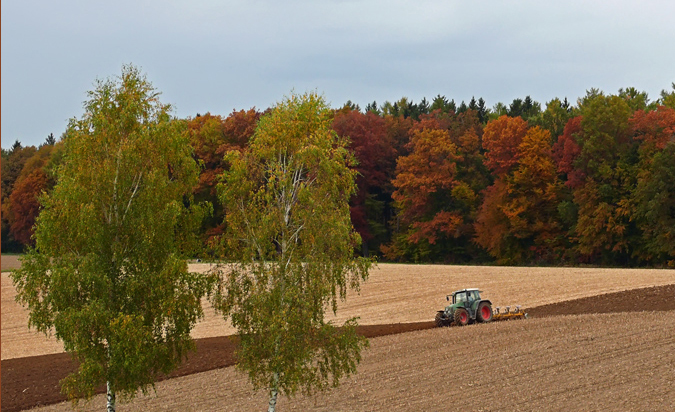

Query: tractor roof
left=451, top=288, right=480, bottom=295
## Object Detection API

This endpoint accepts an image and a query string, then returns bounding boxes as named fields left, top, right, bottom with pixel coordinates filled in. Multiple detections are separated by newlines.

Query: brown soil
left=27, top=311, right=675, bottom=412
left=527, top=283, right=675, bottom=317
left=6, top=264, right=675, bottom=359
left=3, top=284, right=674, bottom=412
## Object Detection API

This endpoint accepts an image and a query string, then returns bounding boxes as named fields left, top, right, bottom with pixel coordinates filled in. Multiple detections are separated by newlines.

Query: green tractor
left=435, top=288, right=494, bottom=327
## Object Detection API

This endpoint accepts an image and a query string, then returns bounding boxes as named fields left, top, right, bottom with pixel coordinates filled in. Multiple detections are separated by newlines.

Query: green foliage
left=660, top=83, right=675, bottom=109
left=633, top=143, right=675, bottom=262
left=215, top=91, right=371, bottom=405
left=430, top=95, right=456, bottom=114
left=539, top=98, right=574, bottom=139
left=618, top=87, right=650, bottom=112
left=571, top=94, right=638, bottom=262
left=507, top=96, right=541, bottom=121
left=10, top=65, right=211, bottom=403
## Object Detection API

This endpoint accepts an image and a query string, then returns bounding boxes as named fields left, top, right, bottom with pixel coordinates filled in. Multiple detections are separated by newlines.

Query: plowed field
left=2, top=262, right=674, bottom=411
left=4, top=263, right=675, bottom=359
left=17, top=309, right=675, bottom=412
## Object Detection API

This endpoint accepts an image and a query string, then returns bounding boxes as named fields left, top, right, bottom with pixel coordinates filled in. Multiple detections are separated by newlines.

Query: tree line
left=3, top=85, right=675, bottom=267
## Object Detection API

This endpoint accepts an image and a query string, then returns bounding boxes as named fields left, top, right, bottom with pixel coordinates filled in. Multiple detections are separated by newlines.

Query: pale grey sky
left=2, top=0, right=674, bottom=148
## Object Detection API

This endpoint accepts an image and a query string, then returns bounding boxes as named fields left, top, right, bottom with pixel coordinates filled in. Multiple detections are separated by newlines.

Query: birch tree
left=10, top=65, right=210, bottom=411
left=215, top=92, right=371, bottom=411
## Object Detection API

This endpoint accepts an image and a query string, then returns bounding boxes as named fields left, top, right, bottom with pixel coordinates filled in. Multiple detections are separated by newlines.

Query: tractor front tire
left=435, top=312, right=449, bottom=327
left=477, top=302, right=493, bottom=323
left=454, top=308, right=469, bottom=326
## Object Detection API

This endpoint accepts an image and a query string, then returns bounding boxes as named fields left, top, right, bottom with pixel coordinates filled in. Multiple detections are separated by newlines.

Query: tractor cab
left=437, top=288, right=493, bottom=327
left=447, top=288, right=481, bottom=308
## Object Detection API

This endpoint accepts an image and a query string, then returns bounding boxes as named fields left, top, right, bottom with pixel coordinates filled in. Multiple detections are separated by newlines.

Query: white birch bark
left=268, top=372, right=280, bottom=412
left=106, top=381, right=116, bottom=412
left=268, top=387, right=278, bottom=412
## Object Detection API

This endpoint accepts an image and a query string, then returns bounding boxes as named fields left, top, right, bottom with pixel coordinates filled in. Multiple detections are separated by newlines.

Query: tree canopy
left=214, top=91, right=372, bottom=411
left=10, top=65, right=211, bottom=410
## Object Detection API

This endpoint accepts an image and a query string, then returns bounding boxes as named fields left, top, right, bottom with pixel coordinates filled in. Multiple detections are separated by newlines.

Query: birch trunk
left=268, top=373, right=280, bottom=412
left=106, top=381, right=116, bottom=412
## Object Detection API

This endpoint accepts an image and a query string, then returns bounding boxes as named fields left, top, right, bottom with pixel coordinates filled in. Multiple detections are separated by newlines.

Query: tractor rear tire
left=477, top=302, right=493, bottom=323
left=435, top=312, right=449, bottom=327
left=454, top=308, right=469, bottom=326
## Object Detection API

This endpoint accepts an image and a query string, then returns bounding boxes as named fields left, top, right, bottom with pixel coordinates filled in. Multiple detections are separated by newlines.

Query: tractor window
left=468, top=290, right=480, bottom=301
left=454, top=293, right=467, bottom=304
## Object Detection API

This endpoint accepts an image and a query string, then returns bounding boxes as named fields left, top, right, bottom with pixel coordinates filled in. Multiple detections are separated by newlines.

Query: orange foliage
left=392, top=127, right=462, bottom=243
left=474, top=179, right=509, bottom=256
left=188, top=110, right=260, bottom=196
left=482, top=115, right=529, bottom=176
left=475, top=126, right=562, bottom=262
left=383, top=114, right=414, bottom=156
left=6, top=144, right=57, bottom=247
left=9, top=169, right=49, bottom=245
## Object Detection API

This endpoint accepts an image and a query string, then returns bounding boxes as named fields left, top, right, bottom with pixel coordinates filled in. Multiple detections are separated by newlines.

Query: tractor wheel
left=435, top=312, right=448, bottom=327
left=454, top=308, right=469, bottom=326
left=477, top=302, right=493, bottom=323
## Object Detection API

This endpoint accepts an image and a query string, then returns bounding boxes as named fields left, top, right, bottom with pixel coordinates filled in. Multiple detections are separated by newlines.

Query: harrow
left=492, top=305, right=527, bottom=321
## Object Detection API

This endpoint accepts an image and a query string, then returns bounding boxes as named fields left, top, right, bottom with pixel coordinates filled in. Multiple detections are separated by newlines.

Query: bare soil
left=3, top=284, right=674, bottom=412
left=20, top=311, right=675, bottom=412
left=1, top=255, right=22, bottom=272
left=4, top=263, right=675, bottom=359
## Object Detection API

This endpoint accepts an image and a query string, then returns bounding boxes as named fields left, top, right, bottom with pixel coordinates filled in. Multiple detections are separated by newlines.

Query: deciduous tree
left=572, top=95, right=637, bottom=262
left=475, top=126, right=562, bottom=263
left=2, top=142, right=38, bottom=252
left=7, top=143, right=60, bottom=247
left=215, top=92, right=371, bottom=412
left=482, top=115, right=529, bottom=176
left=187, top=109, right=260, bottom=244
left=631, top=106, right=675, bottom=263
left=333, top=110, right=397, bottom=256
left=11, top=65, right=210, bottom=411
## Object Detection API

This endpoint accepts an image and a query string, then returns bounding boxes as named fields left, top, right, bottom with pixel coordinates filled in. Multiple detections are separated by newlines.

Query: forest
left=3, top=85, right=675, bottom=267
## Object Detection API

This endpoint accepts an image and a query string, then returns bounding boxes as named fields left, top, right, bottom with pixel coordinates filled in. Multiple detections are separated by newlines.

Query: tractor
left=435, top=288, right=494, bottom=327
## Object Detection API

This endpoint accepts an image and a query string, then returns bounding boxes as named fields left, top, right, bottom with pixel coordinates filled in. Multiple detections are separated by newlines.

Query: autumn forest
left=3, top=85, right=675, bottom=267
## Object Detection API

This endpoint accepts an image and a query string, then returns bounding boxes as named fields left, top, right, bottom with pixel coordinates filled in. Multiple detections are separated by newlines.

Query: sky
left=2, top=0, right=675, bottom=149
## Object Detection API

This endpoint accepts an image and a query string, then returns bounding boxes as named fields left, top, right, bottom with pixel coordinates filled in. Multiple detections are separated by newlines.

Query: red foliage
left=188, top=110, right=260, bottom=197
left=334, top=111, right=396, bottom=189
left=552, top=116, right=585, bottom=188
left=222, top=108, right=261, bottom=149
left=630, top=106, right=675, bottom=152
left=333, top=111, right=397, bottom=241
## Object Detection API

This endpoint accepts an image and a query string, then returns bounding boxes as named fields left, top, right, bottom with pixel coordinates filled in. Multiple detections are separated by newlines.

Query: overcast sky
left=2, top=0, right=674, bottom=148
